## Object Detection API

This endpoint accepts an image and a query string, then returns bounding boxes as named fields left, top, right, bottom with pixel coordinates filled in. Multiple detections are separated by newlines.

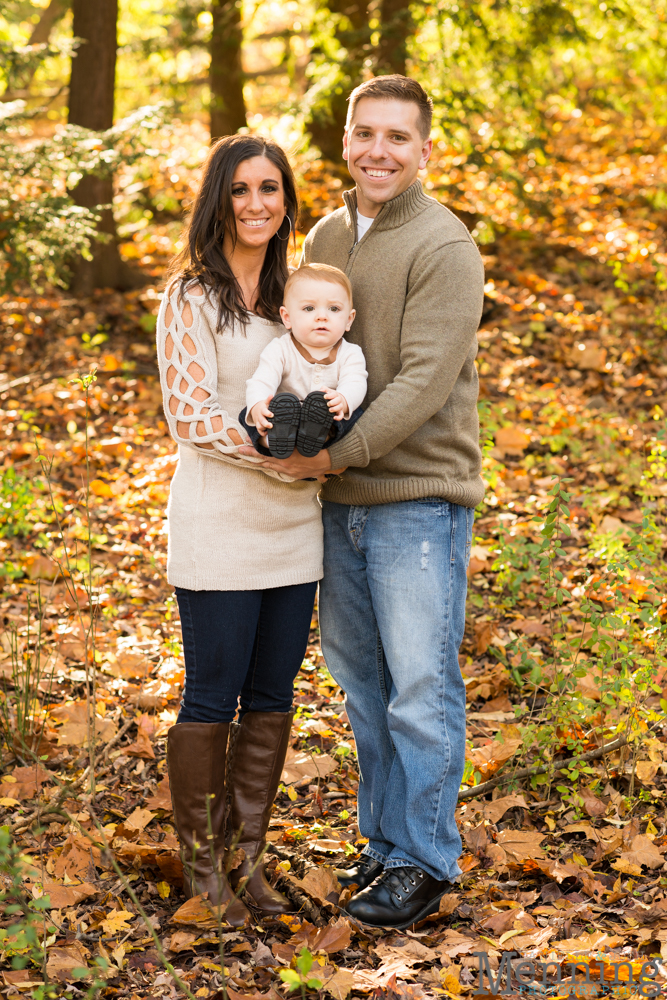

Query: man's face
left=343, top=97, right=432, bottom=216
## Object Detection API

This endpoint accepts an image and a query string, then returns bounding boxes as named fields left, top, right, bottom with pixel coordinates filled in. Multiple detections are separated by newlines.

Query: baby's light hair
left=285, top=263, right=353, bottom=303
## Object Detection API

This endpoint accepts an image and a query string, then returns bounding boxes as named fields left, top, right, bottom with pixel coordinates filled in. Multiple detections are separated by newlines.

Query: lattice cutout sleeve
left=157, top=284, right=294, bottom=480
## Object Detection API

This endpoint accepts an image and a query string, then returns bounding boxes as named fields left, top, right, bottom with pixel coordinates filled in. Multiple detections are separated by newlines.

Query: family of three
left=156, top=74, right=485, bottom=932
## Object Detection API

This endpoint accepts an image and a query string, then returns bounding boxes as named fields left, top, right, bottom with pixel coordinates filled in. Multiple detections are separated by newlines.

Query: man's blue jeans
left=320, top=498, right=473, bottom=882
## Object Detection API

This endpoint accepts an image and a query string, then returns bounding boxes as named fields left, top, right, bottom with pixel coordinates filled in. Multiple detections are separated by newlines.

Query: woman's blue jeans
left=175, top=582, right=317, bottom=723
left=320, top=498, right=473, bottom=882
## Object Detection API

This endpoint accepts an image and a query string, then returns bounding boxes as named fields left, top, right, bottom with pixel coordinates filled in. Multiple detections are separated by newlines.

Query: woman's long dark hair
left=165, top=134, right=298, bottom=332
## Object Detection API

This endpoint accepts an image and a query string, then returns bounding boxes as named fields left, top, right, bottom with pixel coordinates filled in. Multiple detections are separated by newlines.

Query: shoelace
left=378, top=866, right=426, bottom=901
left=348, top=856, right=377, bottom=873
left=338, top=855, right=375, bottom=875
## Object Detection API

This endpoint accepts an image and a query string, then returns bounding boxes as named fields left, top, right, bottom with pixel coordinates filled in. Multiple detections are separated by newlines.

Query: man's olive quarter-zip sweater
left=302, top=179, right=485, bottom=508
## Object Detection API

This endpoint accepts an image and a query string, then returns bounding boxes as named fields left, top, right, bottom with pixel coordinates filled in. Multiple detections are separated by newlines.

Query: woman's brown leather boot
left=167, top=722, right=249, bottom=927
left=227, top=710, right=294, bottom=914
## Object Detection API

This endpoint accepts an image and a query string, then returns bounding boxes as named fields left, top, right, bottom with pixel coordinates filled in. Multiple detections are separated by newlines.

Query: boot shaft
left=228, top=710, right=294, bottom=851
left=167, top=721, right=229, bottom=870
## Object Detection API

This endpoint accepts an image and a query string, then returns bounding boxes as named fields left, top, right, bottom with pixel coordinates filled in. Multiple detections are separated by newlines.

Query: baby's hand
left=250, top=396, right=274, bottom=433
left=323, top=390, right=348, bottom=421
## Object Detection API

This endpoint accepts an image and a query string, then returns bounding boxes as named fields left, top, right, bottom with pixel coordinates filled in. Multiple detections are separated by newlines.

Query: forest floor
left=1, top=122, right=667, bottom=999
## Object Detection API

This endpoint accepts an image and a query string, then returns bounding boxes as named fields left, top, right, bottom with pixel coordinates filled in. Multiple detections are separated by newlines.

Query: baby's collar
left=290, top=332, right=342, bottom=366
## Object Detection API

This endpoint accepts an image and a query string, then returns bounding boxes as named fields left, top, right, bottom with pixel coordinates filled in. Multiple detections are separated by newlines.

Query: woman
left=156, top=135, right=322, bottom=926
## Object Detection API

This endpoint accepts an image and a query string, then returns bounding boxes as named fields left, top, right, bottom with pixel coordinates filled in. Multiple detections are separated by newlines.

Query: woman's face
left=227, top=155, right=286, bottom=251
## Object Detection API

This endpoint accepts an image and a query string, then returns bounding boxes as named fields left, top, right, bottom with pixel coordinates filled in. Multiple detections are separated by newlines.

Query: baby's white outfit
left=245, top=333, right=368, bottom=423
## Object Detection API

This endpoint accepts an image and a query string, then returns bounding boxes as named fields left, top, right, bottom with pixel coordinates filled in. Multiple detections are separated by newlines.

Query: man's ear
left=419, top=137, right=433, bottom=171
left=280, top=305, right=292, bottom=329
left=343, top=128, right=350, bottom=162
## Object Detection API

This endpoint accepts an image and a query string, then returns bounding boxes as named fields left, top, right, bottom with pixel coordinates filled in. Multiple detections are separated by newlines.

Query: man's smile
left=360, top=167, right=396, bottom=178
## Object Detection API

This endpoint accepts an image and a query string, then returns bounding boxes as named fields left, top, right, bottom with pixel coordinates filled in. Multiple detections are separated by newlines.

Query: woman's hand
left=238, top=445, right=346, bottom=483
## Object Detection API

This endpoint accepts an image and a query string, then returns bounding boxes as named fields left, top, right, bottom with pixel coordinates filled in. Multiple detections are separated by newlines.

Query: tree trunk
left=307, top=0, right=371, bottom=166
left=29, top=0, right=70, bottom=46
left=68, top=0, right=143, bottom=293
left=209, top=0, right=247, bottom=140
left=376, top=0, right=414, bottom=76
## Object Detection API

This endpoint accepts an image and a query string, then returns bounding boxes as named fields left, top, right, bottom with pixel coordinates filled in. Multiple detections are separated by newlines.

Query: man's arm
left=327, top=240, right=484, bottom=470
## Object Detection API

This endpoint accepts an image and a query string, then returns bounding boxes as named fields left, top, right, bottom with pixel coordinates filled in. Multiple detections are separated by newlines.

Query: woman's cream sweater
left=156, top=282, right=323, bottom=591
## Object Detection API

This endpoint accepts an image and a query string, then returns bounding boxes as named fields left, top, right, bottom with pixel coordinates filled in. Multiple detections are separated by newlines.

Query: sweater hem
left=167, top=565, right=323, bottom=592
left=320, top=476, right=485, bottom=509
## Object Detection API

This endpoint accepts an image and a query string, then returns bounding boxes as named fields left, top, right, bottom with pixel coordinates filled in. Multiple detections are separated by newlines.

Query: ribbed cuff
left=327, top=426, right=370, bottom=469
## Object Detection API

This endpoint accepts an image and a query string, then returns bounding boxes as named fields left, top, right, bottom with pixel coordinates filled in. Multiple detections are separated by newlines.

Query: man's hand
left=323, top=389, right=348, bottom=421
left=238, top=444, right=346, bottom=482
left=249, top=396, right=274, bottom=434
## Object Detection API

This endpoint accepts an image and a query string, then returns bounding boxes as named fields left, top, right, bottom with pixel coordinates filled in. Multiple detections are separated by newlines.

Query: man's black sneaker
left=334, top=855, right=384, bottom=891
left=344, top=864, right=450, bottom=930
left=297, top=391, right=334, bottom=457
left=266, top=393, right=301, bottom=458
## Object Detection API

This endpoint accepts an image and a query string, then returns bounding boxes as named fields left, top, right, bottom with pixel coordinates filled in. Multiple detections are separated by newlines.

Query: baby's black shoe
left=297, top=391, right=334, bottom=457
left=266, top=393, right=301, bottom=458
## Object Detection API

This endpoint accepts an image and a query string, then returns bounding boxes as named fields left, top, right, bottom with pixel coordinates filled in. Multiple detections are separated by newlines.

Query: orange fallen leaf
left=437, top=893, right=460, bottom=916
left=619, top=834, right=664, bottom=869
left=319, top=965, right=355, bottom=1000
left=290, top=865, right=341, bottom=905
left=494, top=425, right=530, bottom=456
left=467, top=738, right=522, bottom=780
left=37, top=881, right=98, bottom=909
left=481, top=793, right=528, bottom=824
left=145, top=774, right=172, bottom=811
left=51, top=833, right=104, bottom=881
left=170, top=893, right=239, bottom=928
left=568, top=340, right=607, bottom=372
left=514, top=619, right=549, bottom=636
left=123, top=806, right=155, bottom=833
left=0, top=764, right=50, bottom=801
left=45, top=941, right=91, bottom=983
left=282, top=747, right=337, bottom=784
left=289, top=916, right=353, bottom=955
left=495, top=829, right=545, bottom=862
left=90, top=479, right=114, bottom=498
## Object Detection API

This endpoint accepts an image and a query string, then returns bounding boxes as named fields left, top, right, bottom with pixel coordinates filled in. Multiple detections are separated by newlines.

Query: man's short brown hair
left=286, top=263, right=353, bottom=302
left=346, top=75, right=433, bottom=141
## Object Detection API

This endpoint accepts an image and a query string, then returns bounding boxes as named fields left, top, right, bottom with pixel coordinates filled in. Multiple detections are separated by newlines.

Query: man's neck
left=355, top=177, right=419, bottom=218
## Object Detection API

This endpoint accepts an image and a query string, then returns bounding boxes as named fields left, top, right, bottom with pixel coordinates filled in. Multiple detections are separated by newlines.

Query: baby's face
left=280, top=278, right=355, bottom=352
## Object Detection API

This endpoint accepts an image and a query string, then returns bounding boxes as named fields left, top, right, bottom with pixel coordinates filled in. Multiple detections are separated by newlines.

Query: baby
left=240, top=263, right=367, bottom=459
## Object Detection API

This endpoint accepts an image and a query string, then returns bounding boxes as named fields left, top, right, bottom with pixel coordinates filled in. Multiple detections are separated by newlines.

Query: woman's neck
left=222, top=234, right=267, bottom=312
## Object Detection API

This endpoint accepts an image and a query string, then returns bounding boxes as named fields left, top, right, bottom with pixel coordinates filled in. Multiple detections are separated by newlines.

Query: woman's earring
left=275, top=214, right=292, bottom=241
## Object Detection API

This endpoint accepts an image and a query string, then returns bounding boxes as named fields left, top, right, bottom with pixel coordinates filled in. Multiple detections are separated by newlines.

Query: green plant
left=487, top=472, right=667, bottom=804
left=280, top=947, right=324, bottom=996
left=0, top=592, right=54, bottom=765
left=0, top=469, right=46, bottom=539
left=0, top=824, right=55, bottom=993
left=0, top=103, right=169, bottom=292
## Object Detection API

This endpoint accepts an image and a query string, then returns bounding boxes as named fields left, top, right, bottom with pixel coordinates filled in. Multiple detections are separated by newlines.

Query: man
left=242, top=75, right=484, bottom=929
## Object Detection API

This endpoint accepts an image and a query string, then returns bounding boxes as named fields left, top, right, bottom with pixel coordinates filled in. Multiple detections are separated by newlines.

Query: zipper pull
left=348, top=242, right=357, bottom=257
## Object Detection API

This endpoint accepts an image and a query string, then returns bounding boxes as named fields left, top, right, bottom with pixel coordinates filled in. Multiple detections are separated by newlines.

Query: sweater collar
left=342, top=179, right=432, bottom=234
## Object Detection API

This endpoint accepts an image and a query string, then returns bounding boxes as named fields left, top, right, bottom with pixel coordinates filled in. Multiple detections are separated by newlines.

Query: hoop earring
left=275, top=214, right=292, bottom=241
